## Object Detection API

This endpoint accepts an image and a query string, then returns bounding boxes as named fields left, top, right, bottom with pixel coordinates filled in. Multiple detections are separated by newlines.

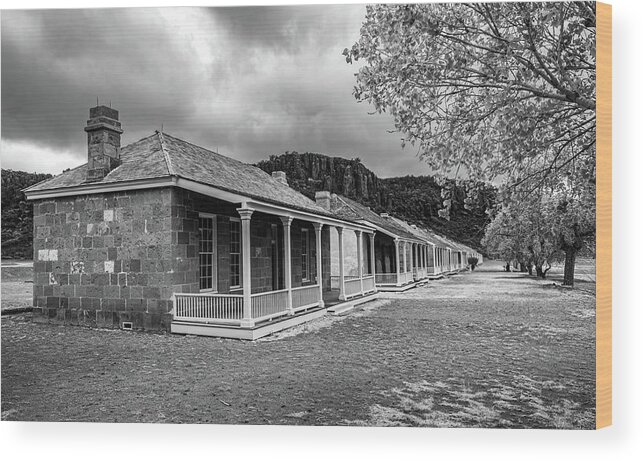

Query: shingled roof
left=25, top=131, right=333, bottom=216
left=328, top=194, right=419, bottom=241
left=385, top=215, right=464, bottom=251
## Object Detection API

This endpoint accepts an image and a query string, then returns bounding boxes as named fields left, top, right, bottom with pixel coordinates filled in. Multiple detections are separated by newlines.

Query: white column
left=394, top=238, right=401, bottom=286
left=237, top=208, right=254, bottom=327
left=369, top=232, right=376, bottom=278
left=337, top=227, right=346, bottom=301
left=280, top=216, right=294, bottom=314
left=402, top=241, right=408, bottom=283
left=313, top=222, right=324, bottom=308
left=355, top=230, right=363, bottom=295
left=422, top=245, right=426, bottom=270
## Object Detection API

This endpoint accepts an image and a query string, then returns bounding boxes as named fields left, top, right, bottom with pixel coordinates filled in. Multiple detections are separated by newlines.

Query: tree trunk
left=527, top=265, right=533, bottom=275
left=563, top=248, right=577, bottom=286
left=519, top=262, right=527, bottom=272
left=535, top=265, right=543, bottom=277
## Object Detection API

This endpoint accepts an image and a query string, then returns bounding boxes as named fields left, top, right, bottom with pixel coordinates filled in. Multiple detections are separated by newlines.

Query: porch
left=373, top=236, right=431, bottom=290
left=169, top=187, right=377, bottom=340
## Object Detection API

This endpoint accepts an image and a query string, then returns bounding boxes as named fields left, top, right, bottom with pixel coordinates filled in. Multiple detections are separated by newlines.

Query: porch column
left=402, top=241, right=408, bottom=282
left=424, top=245, right=428, bottom=271
left=313, top=222, right=324, bottom=308
left=422, top=245, right=426, bottom=270
left=355, top=230, right=364, bottom=295
left=394, top=238, right=401, bottom=286
left=280, top=216, right=294, bottom=315
left=368, top=232, right=376, bottom=277
left=337, top=227, right=346, bottom=301
left=237, top=208, right=254, bottom=327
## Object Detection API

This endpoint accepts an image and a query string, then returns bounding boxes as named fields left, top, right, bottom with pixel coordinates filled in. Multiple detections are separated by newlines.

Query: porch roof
left=23, top=131, right=352, bottom=222
left=328, top=194, right=419, bottom=241
left=386, top=215, right=461, bottom=251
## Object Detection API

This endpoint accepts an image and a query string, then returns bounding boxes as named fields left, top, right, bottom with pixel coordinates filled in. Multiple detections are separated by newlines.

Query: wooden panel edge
left=596, top=1, right=612, bottom=430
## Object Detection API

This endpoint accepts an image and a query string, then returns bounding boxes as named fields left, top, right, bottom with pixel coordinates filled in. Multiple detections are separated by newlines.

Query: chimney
left=380, top=213, right=390, bottom=218
left=271, top=171, right=288, bottom=186
left=315, top=191, right=331, bottom=211
left=84, top=105, right=123, bottom=182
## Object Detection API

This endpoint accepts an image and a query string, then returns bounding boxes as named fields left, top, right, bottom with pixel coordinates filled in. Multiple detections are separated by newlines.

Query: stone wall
left=32, top=187, right=182, bottom=331
left=32, top=186, right=336, bottom=332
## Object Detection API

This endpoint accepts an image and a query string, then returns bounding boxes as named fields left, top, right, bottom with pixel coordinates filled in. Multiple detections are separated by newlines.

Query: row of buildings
left=24, top=106, right=482, bottom=340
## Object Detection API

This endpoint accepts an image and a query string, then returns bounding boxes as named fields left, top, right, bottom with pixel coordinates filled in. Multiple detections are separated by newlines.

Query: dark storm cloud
left=1, top=5, right=430, bottom=177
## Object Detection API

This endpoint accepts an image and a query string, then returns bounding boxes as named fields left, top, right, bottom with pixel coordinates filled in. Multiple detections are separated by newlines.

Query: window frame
left=229, top=217, right=242, bottom=290
left=198, top=213, right=217, bottom=293
left=301, top=228, right=310, bottom=282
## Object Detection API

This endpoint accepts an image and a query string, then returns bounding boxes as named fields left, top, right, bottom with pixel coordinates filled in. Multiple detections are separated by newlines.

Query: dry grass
left=1, top=260, right=595, bottom=428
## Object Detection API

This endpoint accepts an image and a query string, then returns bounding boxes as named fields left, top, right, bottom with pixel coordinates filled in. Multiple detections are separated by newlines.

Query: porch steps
left=171, top=307, right=327, bottom=340
left=327, top=292, right=380, bottom=316
left=376, top=282, right=418, bottom=293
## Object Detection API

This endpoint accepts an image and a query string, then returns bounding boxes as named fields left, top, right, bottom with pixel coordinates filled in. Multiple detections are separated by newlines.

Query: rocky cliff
left=256, top=152, right=494, bottom=250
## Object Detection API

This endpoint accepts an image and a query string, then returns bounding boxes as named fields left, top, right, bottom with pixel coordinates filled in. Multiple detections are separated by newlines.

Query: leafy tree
left=483, top=191, right=564, bottom=279
left=344, top=2, right=596, bottom=285
left=1, top=169, right=52, bottom=259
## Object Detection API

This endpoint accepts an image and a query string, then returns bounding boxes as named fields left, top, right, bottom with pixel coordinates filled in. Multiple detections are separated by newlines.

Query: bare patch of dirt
left=1, top=261, right=595, bottom=428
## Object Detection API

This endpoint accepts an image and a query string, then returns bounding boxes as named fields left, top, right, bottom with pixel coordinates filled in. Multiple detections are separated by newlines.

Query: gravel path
left=1, top=262, right=595, bottom=428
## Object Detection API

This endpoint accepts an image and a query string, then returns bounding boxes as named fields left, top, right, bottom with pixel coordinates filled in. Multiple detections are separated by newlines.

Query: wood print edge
left=595, top=1, right=612, bottom=430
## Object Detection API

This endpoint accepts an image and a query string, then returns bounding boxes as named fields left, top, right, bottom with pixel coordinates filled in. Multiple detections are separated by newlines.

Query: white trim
left=301, top=228, right=310, bottom=282
left=229, top=217, right=242, bottom=290
left=26, top=175, right=376, bottom=235
left=198, top=213, right=218, bottom=293
left=24, top=177, right=177, bottom=200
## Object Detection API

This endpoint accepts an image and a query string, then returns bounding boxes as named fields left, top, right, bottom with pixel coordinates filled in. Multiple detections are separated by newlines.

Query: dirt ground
left=1, top=260, right=595, bottom=428
left=1, top=262, right=34, bottom=313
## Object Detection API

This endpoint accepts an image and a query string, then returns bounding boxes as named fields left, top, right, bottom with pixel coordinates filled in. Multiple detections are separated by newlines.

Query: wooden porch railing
left=401, top=271, right=414, bottom=284
left=251, top=289, right=289, bottom=322
left=344, top=278, right=362, bottom=298
left=292, top=284, right=320, bottom=312
left=174, top=293, right=243, bottom=324
left=362, top=275, right=376, bottom=293
left=375, top=273, right=398, bottom=285
left=330, top=275, right=359, bottom=290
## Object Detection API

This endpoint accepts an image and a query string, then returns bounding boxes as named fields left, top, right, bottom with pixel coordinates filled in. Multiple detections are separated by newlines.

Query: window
left=199, top=214, right=216, bottom=291
left=301, top=228, right=310, bottom=281
left=230, top=218, right=241, bottom=288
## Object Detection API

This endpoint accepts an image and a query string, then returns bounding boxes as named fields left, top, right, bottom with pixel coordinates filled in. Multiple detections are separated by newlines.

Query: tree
left=483, top=191, right=565, bottom=279
left=1, top=169, right=52, bottom=259
left=344, top=2, right=596, bottom=286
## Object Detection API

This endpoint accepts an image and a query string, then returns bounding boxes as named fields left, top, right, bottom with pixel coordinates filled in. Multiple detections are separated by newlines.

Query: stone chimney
left=315, top=191, right=332, bottom=211
left=380, top=213, right=390, bottom=218
left=84, top=105, right=123, bottom=182
left=271, top=171, right=288, bottom=186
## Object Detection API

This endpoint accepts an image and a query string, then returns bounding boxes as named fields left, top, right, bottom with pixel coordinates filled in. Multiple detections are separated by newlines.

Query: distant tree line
left=1, top=169, right=52, bottom=259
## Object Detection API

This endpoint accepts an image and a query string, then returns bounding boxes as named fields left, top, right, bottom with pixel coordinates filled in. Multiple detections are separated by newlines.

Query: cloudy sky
left=1, top=5, right=431, bottom=177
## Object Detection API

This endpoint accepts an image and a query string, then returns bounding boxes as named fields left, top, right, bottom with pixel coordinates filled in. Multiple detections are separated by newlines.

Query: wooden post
left=355, top=230, right=363, bottom=295
left=237, top=207, right=254, bottom=327
left=369, top=232, right=376, bottom=278
left=394, top=238, right=401, bottom=286
left=337, top=227, right=346, bottom=301
left=280, top=216, right=294, bottom=315
left=402, top=241, right=408, bottom=284
left=313, top=222, right=324, bottom=308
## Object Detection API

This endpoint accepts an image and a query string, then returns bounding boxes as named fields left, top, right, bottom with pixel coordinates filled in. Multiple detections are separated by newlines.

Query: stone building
left=24, top=106, right=378, bottom=339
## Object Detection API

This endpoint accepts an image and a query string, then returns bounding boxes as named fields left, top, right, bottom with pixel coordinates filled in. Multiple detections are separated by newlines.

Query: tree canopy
left=344, top=2, right=596, bottom=285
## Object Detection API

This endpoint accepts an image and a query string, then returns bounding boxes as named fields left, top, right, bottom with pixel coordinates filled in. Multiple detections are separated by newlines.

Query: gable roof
left=24, top=131, right=333, bottom=217
left=329, top=194, right=419, bottom=241
left=386, top=215, right=471, bottom=251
